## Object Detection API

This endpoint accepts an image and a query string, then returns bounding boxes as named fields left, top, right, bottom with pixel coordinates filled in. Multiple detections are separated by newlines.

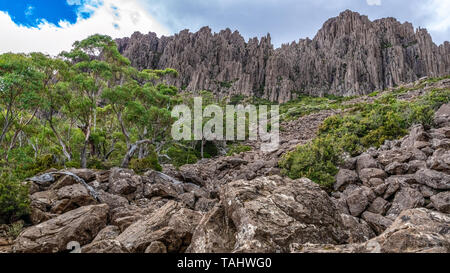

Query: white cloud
left=25, top=5, right=34, bottom=17
left=366, top=0, right=382, bottom=6
left=0, top=0, right=170, bottom=55
left=421, top=0, right=450, bottom=33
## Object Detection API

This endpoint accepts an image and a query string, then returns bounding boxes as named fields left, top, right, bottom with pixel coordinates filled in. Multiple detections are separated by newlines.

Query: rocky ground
left=1, top=81, right=449, bottom=253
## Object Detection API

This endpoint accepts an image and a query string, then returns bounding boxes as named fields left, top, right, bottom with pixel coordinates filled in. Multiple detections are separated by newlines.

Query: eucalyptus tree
left=0, top=54, right=43, bottom=150
left=61, top=34, right=130, bottom=168
left=102, top=69, right=179, bottom=168
left=30, top=53, right=74, bottom=162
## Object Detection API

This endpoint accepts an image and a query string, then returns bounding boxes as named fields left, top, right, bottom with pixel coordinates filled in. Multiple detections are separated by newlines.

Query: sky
left=0, top=0, right=448, bottom=55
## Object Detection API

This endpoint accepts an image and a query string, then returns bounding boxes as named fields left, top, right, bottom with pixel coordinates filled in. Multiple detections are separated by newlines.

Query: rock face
left=297, top=208, right=450, bottom=253
left=188, top=176, right=349, bottom=253
left=13, top=204, right=109, bottom=253
left=116, top=10, right=450, bottom=102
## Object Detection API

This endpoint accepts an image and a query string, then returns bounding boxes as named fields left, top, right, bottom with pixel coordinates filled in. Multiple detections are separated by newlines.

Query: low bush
left=280, top=87, right=450, bottom=189
left=129, top=149, right=162, bottom=173
left=0, top=173, right=30, bottom=224
left=227, top=144, right=252, bottom=156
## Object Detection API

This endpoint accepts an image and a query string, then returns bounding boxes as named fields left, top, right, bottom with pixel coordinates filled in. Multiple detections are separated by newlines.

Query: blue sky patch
left=0, top=0, right=91, bottom=26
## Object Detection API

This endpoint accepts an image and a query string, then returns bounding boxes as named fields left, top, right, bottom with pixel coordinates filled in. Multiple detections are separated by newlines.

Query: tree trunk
left=201, top=138, right=205, bottom=159
left=121, top=139, right=152, bottom=168
left=49, top=121, right=72, bottom=161
left=80, top=118, right=92, bottom=169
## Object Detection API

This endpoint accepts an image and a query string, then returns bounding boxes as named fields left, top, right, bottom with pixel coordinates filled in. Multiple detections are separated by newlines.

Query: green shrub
left=280, top=135, right=341, bottom=188
left=227, top=144, right=252, bottom=156
left=129, top=150, right=162, bottom=174
left=0, top=173, right=30, bottom=224
left=7, top=221, right=24, bottom=238
left=230, top=95, right=246, bottom=105
left=165, top=145, right=198, bottom=167
left=280, top=87, right=450, bottom=189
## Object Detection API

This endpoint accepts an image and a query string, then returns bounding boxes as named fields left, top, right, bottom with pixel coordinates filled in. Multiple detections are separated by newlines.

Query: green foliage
left=381, top=41, right=393, bottom=49
left=165, top=145, right=198, bottom=167
left=280, top=94, right=353, bottom=121
left=7, top=221, right=24, bottom=238
left=280, top=135, right=341, bottom=188
left=227, top=144, right=252, bottom=156
left=230, top=95, right=246, bottom=105
left=130, top=149, right=162, bottom=174
left=0, top=173, right=29, bottom=224
left=281, top=87, right=450, bottom=189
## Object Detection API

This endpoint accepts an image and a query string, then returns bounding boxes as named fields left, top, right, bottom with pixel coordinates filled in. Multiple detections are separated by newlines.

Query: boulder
left=186, top=205, right=237, bottom=253
left=53, top=184, right=97, bottom=213
left=346, top=186, right=376, bottom=217
left=97, top=190, right=129, bottom=210
left=49, top=175, right=78, bottom=191
left=358, top=168, right=387, bottom=185
left=367, top=197, right=391, bottom=215
left=408, top=160, right=427, bottom=173
left=430, top=192, right=450, bottom=213
left=383, top=180, right=400, bottom=199
left=145, top=241, right=168, bottom=253
left=108, top=168, right=143, bottom=199
left=82, top=240, right=128, bottom=253
left=13, top=204, right=109, bottom=253
left=356, top=154, right=378, bottom=173
left=30, top=190, right=57, bottom=212
left=427, top=148, right=450, bottom=174
left=116, top=201, right=201, bottom=253
left=340, top=214, right=376, bottom=243
left=386, top=187, right=425, bottom=217
left=220, top=176, right=348, bottom=252
left=361, top=211, right=393, bottom=235
left=415, top=169, right=450, bottom=190
left=377, top=149, right=411, bottom=166
left=341, top=157, right=357, bottom=170
left=67, top=169, right=96, bottom=182
left=431, top=138, right=450, bottom=150
left=359, top=208, right=450, bottom=253
left=368, top=178, right=384, bottom=187
left=434, top=103, right=450, bottom=127
left=334, top=169, right=359, bottom=191
left=92, top=225, right=121, bottom=243
left=385, top=162, right=409, bottom=175
left=296, top=208, right=450, bottom=253
left=401, top=125, right=429, bottom=149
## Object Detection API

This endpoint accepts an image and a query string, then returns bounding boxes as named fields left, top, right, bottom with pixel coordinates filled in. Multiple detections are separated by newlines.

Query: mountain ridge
left=116, top=10, right=450, bottom=102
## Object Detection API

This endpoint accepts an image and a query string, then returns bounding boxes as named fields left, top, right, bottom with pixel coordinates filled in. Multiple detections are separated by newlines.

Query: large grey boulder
left=115, top=201, right=202, bottom=253
left=415, top=169, right=450, bottom=190
left=434, top=103, right=450, bottom=127
left=386, top=187, right=425, bottom=217
left=346, top=186, right=376, bottom=217
left=13, top=204, right=109, bottom=253
left=297, top=208, right=450, bottom=253
left=430, top=192, right=450, bottom=213
left=189, top=176, right=348, bottom=253
left=334, top=169, right=359, bottom=191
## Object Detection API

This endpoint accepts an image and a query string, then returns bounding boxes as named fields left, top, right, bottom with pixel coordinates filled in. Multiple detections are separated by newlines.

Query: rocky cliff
left=116, top=10, right=450, bottom=102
